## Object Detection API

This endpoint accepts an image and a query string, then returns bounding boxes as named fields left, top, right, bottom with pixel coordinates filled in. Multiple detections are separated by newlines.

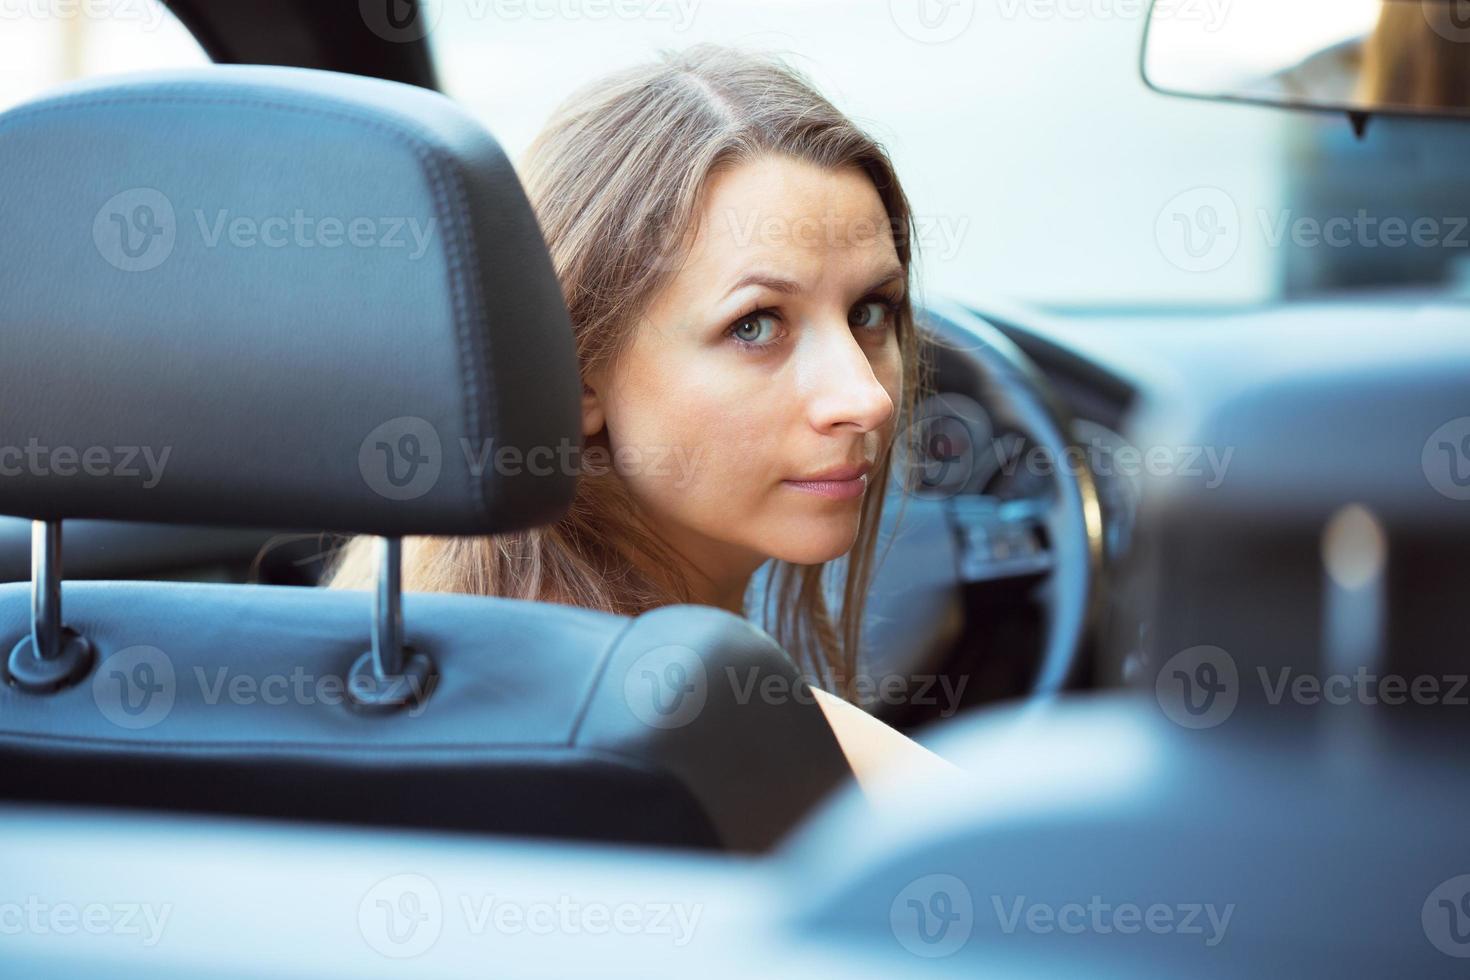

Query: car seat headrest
left=0, top=65, right=580, bottom=537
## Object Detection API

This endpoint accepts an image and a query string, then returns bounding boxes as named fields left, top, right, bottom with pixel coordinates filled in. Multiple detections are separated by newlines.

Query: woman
left=330, top=43, right=952, bottom=790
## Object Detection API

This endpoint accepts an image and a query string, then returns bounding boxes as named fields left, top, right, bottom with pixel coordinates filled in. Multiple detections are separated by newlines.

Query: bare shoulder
left=810, top=687, right=961, bottom=795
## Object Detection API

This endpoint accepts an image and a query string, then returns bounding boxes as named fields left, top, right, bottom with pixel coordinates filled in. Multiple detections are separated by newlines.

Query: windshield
left=431, top=0, right=1470, bottom=312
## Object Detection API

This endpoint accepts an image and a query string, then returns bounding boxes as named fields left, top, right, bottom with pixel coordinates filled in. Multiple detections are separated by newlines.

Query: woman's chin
left=762, top=522, right=862, bottom=566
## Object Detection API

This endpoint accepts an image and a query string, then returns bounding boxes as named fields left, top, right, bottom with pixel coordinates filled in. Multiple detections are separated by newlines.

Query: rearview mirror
left=1142, top=0, right=1470, bottom=121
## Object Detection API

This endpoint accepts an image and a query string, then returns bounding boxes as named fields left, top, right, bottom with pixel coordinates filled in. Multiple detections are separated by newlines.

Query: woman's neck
left=666, top=547, right=756, bottom=616
left=642, top=528, right=759, bottom=617
left=618, top=496, right=761, bottom=617
left=704, top=576, right=753, bottom=617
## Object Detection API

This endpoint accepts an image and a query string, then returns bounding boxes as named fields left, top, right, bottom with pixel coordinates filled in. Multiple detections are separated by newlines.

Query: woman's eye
left=729, top=312, right=781, bottom=347
left=850, top=300, right=894, bottom=331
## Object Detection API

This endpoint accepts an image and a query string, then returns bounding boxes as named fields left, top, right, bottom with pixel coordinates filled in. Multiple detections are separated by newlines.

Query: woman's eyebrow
left=722, top=266, right=907, bottom=300
left=722, top=272, right=802, bottom=298
left=867, top=267, right=907, bottom=293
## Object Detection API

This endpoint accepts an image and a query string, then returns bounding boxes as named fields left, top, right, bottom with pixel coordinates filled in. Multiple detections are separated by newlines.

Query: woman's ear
left=580, top=377, right=606, bottom=438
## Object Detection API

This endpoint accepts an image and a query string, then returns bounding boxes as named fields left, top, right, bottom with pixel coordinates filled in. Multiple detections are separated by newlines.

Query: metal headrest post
left=5, top=520, right=95, bottom=693
left=348, top=535, right=435, bottom=712
left=33, top=520, right=62, bottom=661
left=373, top=536, right=405, bottom=679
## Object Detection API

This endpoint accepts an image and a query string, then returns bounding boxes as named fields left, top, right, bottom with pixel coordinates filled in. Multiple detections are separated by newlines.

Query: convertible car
left=2, top=0, right=1468, bottom=976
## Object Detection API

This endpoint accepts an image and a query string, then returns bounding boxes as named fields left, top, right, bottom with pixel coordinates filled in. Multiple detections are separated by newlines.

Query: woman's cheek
left=611, top=353, right=780, bottom=515
left=606, top=409, right=707, bottom=505
left=669, top=418, right=772, bottom=527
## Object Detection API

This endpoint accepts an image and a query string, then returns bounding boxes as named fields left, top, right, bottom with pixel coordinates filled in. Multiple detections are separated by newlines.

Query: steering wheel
left=860, top=297, right=1105, bottom=720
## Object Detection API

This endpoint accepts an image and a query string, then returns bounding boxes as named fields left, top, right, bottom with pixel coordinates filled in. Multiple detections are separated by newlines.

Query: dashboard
left=986, top=291, right=1470, bottom=690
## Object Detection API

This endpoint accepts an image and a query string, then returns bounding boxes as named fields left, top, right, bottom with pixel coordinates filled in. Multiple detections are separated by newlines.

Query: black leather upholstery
left=0, top=68, right=855, bottom=850
left=0, top=581, right=850, bottom=851
left=0, top=66, right=579, bottom=536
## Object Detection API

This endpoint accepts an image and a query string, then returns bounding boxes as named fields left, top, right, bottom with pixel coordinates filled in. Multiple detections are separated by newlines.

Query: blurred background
left=5, top=0, right=1467, bottom=311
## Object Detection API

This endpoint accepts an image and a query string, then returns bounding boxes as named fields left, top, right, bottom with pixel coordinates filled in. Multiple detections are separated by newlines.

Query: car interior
left=2, top=0, right=1469, bottom=976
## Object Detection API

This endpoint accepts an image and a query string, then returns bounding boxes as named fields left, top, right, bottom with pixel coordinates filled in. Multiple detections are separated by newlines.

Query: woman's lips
left=782, top=473, right=869, bottom=500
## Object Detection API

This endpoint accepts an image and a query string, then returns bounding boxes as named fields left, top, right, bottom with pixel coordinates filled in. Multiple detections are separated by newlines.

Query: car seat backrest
left=0, top=67, right=853, bottom=851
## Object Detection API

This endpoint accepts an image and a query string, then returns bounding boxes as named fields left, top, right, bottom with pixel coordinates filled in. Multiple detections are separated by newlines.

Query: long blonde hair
left=1357, top=3, right=1470, bottom=111
left=328, top=43, right=925, bottom=698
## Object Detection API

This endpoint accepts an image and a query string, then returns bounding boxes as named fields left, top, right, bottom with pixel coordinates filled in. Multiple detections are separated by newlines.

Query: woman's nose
left=801, top=323, right=895, bottom=434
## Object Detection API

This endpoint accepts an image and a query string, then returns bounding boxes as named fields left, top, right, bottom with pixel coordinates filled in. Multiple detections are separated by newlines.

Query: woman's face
left=583, top=154, right=905, bottom=594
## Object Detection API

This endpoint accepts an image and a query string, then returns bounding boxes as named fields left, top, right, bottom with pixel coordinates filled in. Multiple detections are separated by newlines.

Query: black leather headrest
left=0, top=67, right=579, bottom=536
